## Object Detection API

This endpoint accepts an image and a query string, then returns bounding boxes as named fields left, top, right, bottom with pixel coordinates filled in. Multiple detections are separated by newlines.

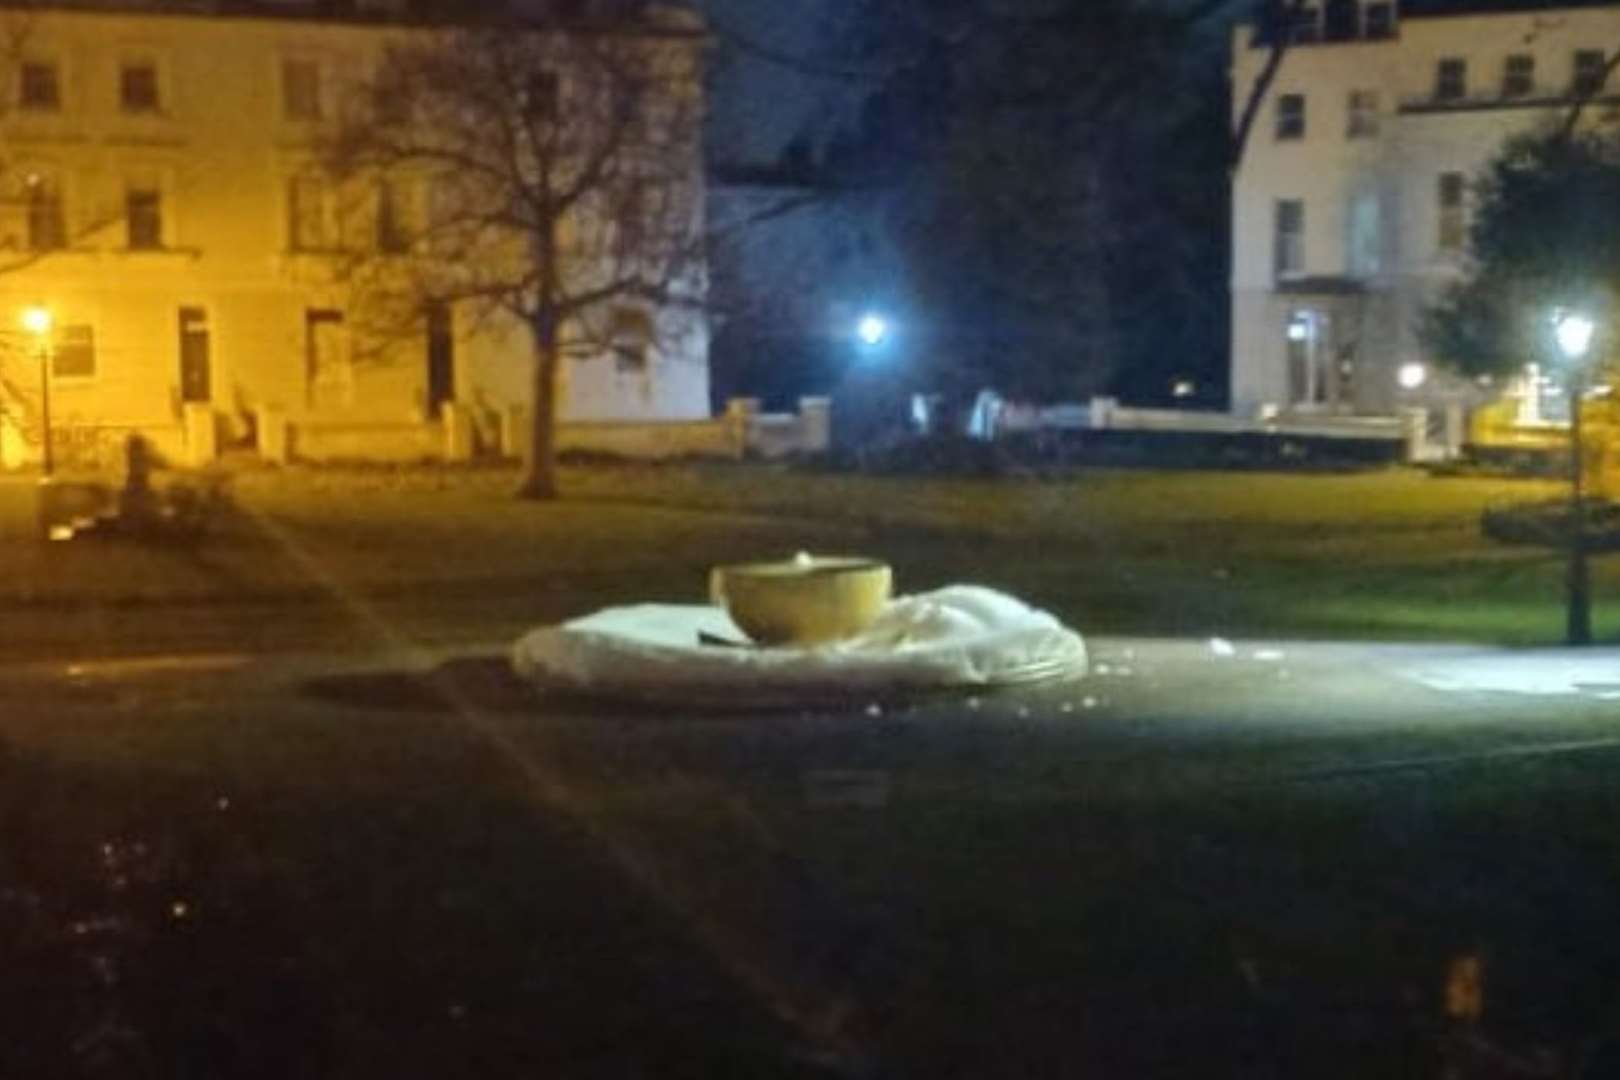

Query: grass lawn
left=2, top=463, right=1619, bottom=1075
left=1, top=461, right=1591, bottom=652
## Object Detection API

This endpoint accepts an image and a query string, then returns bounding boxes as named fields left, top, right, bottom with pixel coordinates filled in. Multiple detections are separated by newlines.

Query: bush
left=1481, top=497, right=1620, bottom=552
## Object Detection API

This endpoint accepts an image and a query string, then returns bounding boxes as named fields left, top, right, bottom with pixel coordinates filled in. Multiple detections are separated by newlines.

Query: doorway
left=178, top=307, right=211, bottom=404
left=306, top=309, right=350, bottom=410
left=425, top=302, right=454, bottom=418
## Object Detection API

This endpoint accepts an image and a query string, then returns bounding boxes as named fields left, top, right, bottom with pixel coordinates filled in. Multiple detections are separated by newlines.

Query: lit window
left=288, top=176, right=327, bottom=251
left=1346, top=90, right=1378, bottom=138
left=26, top=175, right=64, bottom=250
left=1436, top=58, right=1467, bottom=102
left=1437, top=172, right=1467, bottom=253
left=1346, top=191, right=1381, bottom=277
left=126, top=188, right=162, bottom=250
left=52, top=325, right=95, bottom=379
left=19, top=61, right=59, bottom=111
left=1573, top=50, right=1608, bottom=98
left=1503, top=54, right=1534, bottom=98
left=120, top=63, right=159, bottom=112
left=1274, top=198, right=1304, bottom=278
left=1276, top=93, right=1305, bottom=140
left=282, top=59, right=321, bottom=121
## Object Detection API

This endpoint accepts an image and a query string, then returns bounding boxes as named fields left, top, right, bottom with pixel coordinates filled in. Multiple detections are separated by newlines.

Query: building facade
left=0, top=0, right=710, bottom=468
left=1230, top=0, right=1620, bottom=421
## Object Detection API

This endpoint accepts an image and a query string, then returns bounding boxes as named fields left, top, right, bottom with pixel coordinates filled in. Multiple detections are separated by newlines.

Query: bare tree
left=1229, top=0, right=1307, bottom=173
left=324, top=8, right=706, bottom=499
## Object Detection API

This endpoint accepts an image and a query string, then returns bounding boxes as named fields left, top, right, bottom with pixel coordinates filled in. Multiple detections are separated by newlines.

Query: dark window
left=1503, top=54, right=1534, bottom=98
left=120, top=63, right=159, bottom=112
left=52, top=324, right=95, bottom=379
left=1290, top=7, right=1319, bottom=43
left=376, top=180, right=409, bottom=253
left=1275, top=198, right=1305, bottom=278
left=282, top=59, right=321, bottom=120
left=127, top=188, right=162, bottom=249
left=524, top=71, right=559, bottom=121
left=1347, top=90, right=1378, bottom=138
left=26, top=176, right=64, bottom=250
left=1323, top=0, right=1357, bottom=42
left=288, top=176, right=327, bottom=251
left=1276, top=93, right=1306, bottom=140
left=20, top=61, right=59, bottom=111
left=609, top=307, right=653, bottom=375
left=1364, top=2, right=1394, bottom=39
left=1436, top=58, right=1467, bottom=101
left=1574, top=50, right=1608, bottom=97
left=1438, top=172, right=1467, bottom=252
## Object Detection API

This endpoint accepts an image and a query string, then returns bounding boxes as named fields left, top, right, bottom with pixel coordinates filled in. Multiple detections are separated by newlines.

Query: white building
left=1230, top=0, right=1620, bottom=422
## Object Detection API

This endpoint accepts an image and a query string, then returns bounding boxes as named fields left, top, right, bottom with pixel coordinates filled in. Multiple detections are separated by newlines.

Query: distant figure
left=119, top=434, right=158, bottom=525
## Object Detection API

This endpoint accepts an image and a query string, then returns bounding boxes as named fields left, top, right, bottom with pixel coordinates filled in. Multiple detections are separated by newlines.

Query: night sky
left=696, top=0, right=859, bottom=164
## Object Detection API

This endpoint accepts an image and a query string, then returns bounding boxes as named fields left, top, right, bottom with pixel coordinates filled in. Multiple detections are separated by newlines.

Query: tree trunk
left=516, top=312, right=561, bottom=500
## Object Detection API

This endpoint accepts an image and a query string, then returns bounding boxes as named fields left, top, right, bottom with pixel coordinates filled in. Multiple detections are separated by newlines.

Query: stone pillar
left=798, top=397, right=832, bottom=454
left=443, top=403, right=474, bottom=463
left=256, top=407, right=288, bottom=465
left=1401, top=406, right=1429, bottom=463
left=724, top=397, right=759, bottom=458
left=1444, top=402, right=1466, bottom=460
left=1089, top=396, right=1117, bottom=430
left=502, top=404, right=533, bottom=463
left=184, top=403, right=217, bottom=466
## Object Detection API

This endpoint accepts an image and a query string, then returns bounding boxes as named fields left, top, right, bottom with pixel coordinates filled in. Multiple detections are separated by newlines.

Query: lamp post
left=1555, top=310, right=1596, bottom=646
left=21, top=306, right=52, bottom=477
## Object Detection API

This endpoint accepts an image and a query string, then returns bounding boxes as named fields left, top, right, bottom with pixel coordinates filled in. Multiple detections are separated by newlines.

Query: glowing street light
left=1397, top=362, right=1428, bottom=390
left=22, top=305, right=51, bottom=337
left=856, top=313, right=890, bottom=349
left=1554, top=309, right=1597, bottom=645
left=20, top=305, right=53, bottom=477
left=1556, top=312, right=1595, bottom=363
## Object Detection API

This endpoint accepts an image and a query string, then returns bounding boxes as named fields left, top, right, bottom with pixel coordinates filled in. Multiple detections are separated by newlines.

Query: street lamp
left=1555, top=309, right=1596, bottom=645
left=21, top=305, right=52, bottom=477
left=855, top=312, right=890, bottom=349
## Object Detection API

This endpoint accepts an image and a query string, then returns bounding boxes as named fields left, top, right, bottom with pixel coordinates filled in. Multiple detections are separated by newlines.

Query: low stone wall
left=289, top=421, right=444, bottom=464
left=267, top=397, right=834, bottom=466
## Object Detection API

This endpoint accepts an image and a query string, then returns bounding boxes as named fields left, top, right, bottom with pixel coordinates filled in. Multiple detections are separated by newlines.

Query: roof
left=0, top=0, right=705, bottom=34
left=1403, top=0, right=1620, bottom=16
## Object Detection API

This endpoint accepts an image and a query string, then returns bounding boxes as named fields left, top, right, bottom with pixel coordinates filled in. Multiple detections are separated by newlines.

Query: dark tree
left=324, top=8, right=706, bottom=499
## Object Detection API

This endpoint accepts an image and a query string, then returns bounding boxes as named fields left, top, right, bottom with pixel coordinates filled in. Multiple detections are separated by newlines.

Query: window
left=1346, top=90, right=1378, bottom=138
left=524, top=71, right=559, bottom=122
left=1290, top=6, right=1319, bottom=44
left=1437, top=172, right=1467, bottom=253
left=52, top=324, right=95, bottom=379
left=1364, top=2, right=1394, bottom=39
left=19, top=61, right=59, bottom=111
left=288, top=176, right=328, bottom=251
left=1574, top=50, right=1608, bottom=97
left=1503, top=54, right=1534, bottom=98
left=1276, top=93, right=1305, bottom=140
left=1435, top=58, right=1467, bottom=101
left=376, top=179, right=410, bottom=253
left=1346, top=190, right=1381, bottom=277
left=1274, top=198, right=1304, bottom=278
left=25, top=174, right=64, bottom=250
left=126, top=188, right=162, bottom=249
left=609, top=307, right=653, bottom=375
left=282, top=58, right=321, bottom=121
left=120, top=62, right=159, bottom=112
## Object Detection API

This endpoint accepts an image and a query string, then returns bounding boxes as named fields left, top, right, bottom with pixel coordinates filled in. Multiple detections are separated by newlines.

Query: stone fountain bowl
left=710, top=556, right=893, bottom=646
